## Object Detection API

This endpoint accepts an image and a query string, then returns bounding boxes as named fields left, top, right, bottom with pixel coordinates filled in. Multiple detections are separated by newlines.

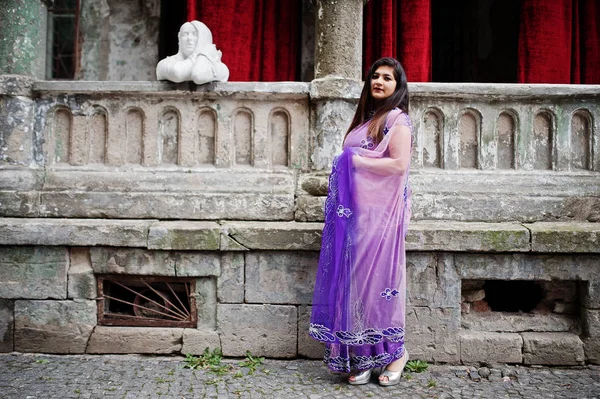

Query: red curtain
left=363, top=0, right=432, bottom=82
left=518, top=0, right=600, bottom=84
left=187, top=0, right=301, bottom=82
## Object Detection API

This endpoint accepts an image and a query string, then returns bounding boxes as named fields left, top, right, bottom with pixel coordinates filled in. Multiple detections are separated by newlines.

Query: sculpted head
left=179, top=23, right=198, bottom=58
left=178, top=21, right=213, bottom=58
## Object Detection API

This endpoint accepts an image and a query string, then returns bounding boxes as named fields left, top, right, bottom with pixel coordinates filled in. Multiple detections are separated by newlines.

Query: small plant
left=238, top=351, right=264, bottom=375
left=183, top=348, right=229, bottom=374
left=35, top=359, right=49, bottom=364
left=404, top=372, right=413, bottom=381
left=205, top=379, right=219, bottom=385
left=233, top=371, right=244, bottom=378
left=74, top=388, right=81, bottom=394
left=167, top=369, right=175, bottom=376
left=406, top=359, right=429, bottom=373
left=427, top=379, right=437, bottom=388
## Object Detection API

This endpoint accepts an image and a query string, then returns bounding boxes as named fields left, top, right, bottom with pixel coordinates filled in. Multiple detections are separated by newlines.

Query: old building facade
left=0, top=0, right=599, bottom=365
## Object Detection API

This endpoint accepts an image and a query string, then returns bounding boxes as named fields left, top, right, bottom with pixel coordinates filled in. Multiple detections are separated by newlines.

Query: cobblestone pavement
left=0, top=353, right=599, bottom=399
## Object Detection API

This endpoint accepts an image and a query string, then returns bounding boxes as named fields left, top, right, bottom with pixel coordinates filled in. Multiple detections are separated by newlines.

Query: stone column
left=310, top=0, right=364, bottom=171
left=0, top=0, right=48, bottom=78
left=0, top=0, right=46, bottom=166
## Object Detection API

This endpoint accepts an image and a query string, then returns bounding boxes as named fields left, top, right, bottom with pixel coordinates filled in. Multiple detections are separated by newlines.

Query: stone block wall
left=0, top=220, right=598, bottom=366
left=1, top=77, right=599, bottom=365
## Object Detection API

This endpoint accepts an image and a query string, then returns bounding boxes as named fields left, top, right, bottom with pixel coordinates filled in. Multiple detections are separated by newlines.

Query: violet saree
left=309, top=108, right=412, bottom=372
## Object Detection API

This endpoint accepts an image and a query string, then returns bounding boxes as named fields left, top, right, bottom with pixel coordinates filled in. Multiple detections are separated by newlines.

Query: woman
left=309, top=57, right=412, bottom=387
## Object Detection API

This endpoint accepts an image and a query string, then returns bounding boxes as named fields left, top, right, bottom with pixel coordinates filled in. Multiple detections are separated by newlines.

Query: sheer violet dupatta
left=309, top=110, right=412, bottom=372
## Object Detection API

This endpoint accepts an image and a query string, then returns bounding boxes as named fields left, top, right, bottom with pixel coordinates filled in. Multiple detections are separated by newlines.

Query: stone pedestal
left=0, top=76, right=36, bottom=166
left=0, top=0, right=48, bottom=78
left=310, top=0, right=364, bottom=171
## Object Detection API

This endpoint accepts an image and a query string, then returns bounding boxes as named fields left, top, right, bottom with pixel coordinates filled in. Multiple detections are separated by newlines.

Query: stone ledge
left=0, top=218, right=153, bottom=247
left=2, top=218, right=600, bottom=253
left=407, top=221, right=530, bottom=252
left=148, top=221, right=221, bottom=250
left=221, top=221, right=323, bottom=251
left=527, top=222, right=600, bottom=253
left=33, top=81, right=310, bottom=100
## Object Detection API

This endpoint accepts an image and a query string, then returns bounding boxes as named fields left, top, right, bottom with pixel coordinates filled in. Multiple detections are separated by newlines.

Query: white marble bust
left=156, top=21, right=229, bottom=85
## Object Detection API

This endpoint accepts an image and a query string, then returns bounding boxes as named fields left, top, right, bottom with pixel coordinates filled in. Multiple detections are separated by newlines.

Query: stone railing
left=1, top=78, right=599, bottom=222
left=409, top=83, right=599, bottom=172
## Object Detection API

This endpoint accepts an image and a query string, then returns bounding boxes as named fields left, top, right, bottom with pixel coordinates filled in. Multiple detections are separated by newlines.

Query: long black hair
left=344, top=57, right=409, bottom=145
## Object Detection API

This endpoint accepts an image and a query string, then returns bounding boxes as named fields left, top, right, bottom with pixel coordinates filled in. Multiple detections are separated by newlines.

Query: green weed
left=183, top=348, right=230, bottom=374
left=233, top=371, right=244, bottom=378
left=406, top=359, right=429, bottom=373
left=34, top=359, right=49, bottom=364
left=238, top=351, right=264, bottom=375
left=427, top=379, right=437, bottom=388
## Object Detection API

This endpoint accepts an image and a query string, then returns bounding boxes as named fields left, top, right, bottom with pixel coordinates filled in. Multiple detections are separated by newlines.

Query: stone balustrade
left=1, top=78, right=599, bottom=222
left=409, top=83, right=599, bottom=172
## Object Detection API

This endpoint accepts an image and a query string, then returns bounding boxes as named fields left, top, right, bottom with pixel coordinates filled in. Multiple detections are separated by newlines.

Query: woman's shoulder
left=386, top=107, right=412, bottom=128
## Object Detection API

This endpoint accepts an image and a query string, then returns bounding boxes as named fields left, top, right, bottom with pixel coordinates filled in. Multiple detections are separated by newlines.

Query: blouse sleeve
left=386, top=108, right=413, bottom=132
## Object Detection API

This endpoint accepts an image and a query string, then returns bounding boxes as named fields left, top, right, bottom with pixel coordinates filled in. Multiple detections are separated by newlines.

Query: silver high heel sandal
left=379, top=350, right=409, bottom=387
left=348, top=368, right=372, bottom=385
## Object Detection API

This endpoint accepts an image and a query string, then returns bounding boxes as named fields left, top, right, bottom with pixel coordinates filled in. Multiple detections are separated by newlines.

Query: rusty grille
left=97, top=275, right=196, bottom=328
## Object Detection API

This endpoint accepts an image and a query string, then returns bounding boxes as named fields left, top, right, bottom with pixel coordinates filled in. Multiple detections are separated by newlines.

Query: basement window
left=462, top=279, right=580, bottom=315
left=98, top=275, right=196, bottom=328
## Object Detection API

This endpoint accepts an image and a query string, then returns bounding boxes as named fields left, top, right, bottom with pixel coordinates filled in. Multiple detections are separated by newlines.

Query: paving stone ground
left=0, top=353, right=599, bottom=399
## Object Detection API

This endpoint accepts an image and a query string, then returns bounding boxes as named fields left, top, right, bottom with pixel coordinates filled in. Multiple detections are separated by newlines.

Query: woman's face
left=179, top=24, right=198, bottom=58
left=370, top=65, right=397, bottom=101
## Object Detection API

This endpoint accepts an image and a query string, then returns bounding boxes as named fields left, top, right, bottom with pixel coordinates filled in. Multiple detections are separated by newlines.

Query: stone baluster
left=310, top=0, right=364, bottom=171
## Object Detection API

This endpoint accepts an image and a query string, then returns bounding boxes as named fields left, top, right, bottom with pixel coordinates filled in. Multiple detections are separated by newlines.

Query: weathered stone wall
left=0, top=220, right=598, bottom=364
left=1, top=77, right=599, bottom=365
left=78, top=0, right=160, bottom=81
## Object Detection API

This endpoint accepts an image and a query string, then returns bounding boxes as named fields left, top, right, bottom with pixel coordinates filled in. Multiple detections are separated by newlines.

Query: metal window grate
left=47, top=0, right=79, bottom=79
left=98, top=275, right=197, bottom=328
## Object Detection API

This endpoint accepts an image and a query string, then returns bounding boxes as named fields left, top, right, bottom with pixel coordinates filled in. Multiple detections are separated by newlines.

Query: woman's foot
left=379, top=350, right=409, bottom=386
left=348, top=368, right=372, bottom=385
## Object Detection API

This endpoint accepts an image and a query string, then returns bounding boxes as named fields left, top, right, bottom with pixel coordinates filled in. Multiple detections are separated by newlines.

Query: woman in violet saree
left=309, top=57, right=413, bottom=386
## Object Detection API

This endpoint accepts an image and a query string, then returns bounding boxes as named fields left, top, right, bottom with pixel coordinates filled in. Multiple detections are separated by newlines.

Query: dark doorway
left=432, top=0, right=521, bottom=82
left=159, top=1, right=187, bottom=60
